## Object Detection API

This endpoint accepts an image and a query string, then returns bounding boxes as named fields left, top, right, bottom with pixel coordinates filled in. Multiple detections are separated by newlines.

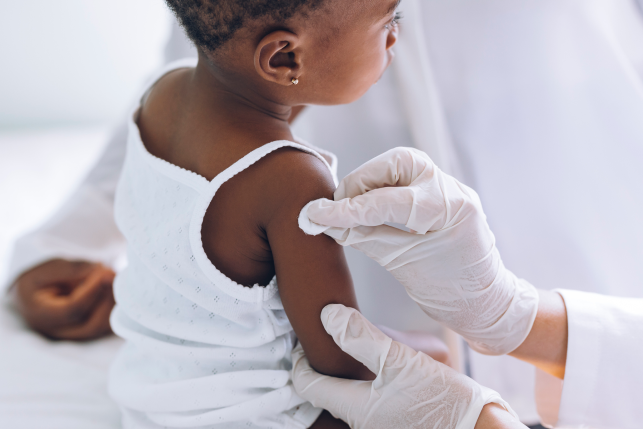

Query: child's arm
left=264, top=149, right=375, bottom=382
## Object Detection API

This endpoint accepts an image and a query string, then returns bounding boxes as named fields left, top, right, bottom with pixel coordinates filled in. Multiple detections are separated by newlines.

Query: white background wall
left=0, top=0, right=172, bottom=129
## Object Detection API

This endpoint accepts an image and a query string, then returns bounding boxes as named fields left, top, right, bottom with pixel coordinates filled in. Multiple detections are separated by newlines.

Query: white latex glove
left=292, top=304, right=519, bottom=429
left=298, top=147, right=538, bottom=355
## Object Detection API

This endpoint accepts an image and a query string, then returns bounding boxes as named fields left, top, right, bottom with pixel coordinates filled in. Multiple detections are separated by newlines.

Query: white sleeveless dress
left=108, top=59, right=338, bottom=429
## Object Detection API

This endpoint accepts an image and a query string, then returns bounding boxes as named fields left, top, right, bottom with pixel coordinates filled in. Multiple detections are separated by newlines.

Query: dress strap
left=188, top=140, right=334, bottom=303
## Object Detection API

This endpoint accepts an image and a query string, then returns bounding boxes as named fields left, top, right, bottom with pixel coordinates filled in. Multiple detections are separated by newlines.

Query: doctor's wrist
left=509, top=289, right=568, bottom=379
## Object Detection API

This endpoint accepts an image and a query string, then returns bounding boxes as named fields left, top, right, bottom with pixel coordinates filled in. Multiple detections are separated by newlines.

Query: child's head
left=166, top=0, right=400, bottom=107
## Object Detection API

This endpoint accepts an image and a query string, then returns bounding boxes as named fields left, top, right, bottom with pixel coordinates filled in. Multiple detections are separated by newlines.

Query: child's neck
left=190, top=52, right=295, bottom=144
left=137, top=53, right=301, bottom=182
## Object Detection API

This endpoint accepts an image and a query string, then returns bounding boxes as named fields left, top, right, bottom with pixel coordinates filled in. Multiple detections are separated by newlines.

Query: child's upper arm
left=263, top=149, right=374, bottom=381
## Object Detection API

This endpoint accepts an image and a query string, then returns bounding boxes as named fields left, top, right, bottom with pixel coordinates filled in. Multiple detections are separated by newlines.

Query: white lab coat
left=535, top=290, right=643, bottom=429
left=417, top=0, right=643, bottom=424
left=5, top=1, right=643, bottom=428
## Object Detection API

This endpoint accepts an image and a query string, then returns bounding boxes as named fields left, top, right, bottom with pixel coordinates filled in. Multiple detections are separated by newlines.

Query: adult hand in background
left=14, top=259, right=115, bottom=341
left=299, top=147, right=539, bottom=356
left=292, top=304, right=523, bottom=429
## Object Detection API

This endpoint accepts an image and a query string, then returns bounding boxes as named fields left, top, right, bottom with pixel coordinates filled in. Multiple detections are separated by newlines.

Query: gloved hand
left=378, top=325, right=452, bottom=367
left=292, top=304, right=520, bottom=429
left=298, top=147, right=538, bottom=355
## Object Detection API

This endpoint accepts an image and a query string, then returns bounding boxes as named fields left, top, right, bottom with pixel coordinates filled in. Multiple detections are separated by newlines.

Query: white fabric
left=2, top=124, right=128, bottom=292
left=390, top=0, right=468, bottom=372
left=300, top=147, right=539, bottom=356
left=534, top=290, right=643, bottom=429
left=420, top=0, right=643, bottom=297
left=0, top=128, right=109, bottom=285
left=2, top=19, right=196, bottom=293
left=292, top=304, right=517, bottom=429
left=0, top=294, right=123, bottom=429
left=390, top=0, right=459, bottom=178
left=418, top=0, right=643, bottom=421
left=0, top=19, right=196, bottom=428
left=108, top=59, right=342, bottom=429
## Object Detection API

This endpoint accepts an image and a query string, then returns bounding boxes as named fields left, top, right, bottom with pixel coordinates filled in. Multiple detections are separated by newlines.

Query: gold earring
left=291, top=77, right=299, bottom=85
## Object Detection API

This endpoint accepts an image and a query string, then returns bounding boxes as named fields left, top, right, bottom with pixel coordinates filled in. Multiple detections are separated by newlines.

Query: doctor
left=293, top=147, right=643, bottom=429
left=294, top=1, right=643, bottom=423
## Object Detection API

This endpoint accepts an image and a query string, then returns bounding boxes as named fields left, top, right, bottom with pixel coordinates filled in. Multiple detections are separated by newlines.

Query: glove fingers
left=335, top=147, right=434, bottom=200
left=323, top=224, right=430, bottom=268
left=307, top=187, right=414, bottom=229
left=321, top=304, right=393, bottom=376
left=308, top=157, right=468, bottom=235
left=291, top=343, right=370, bottom=422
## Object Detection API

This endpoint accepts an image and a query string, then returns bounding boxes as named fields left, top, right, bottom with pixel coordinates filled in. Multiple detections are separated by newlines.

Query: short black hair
left=165, top=0, right=324, bottom=52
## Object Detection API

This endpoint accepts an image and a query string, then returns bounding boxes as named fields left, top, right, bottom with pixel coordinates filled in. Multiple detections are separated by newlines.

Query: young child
left=108, top=0, right=402, bottom=428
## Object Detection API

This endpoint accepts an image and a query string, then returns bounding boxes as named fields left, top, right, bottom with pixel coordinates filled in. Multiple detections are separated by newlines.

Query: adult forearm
left=509, top=290, right=568, bottom=379
left=4, top=123, right=128, bottom=292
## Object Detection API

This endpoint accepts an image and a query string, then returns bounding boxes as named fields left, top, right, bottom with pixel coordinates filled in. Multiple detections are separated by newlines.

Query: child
left=108, top=0, right=403, bottom=428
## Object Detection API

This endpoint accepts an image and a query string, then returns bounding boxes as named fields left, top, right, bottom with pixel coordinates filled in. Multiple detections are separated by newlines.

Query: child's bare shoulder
left=224, top=145, right=335, bottom=231
left=202, top=145, right=336, bottom=286
left=255, top=146, right=335, bottom=209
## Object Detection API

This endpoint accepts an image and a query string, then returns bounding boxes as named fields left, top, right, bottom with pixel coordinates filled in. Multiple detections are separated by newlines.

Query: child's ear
left=254, top=30, right=302, bottom=86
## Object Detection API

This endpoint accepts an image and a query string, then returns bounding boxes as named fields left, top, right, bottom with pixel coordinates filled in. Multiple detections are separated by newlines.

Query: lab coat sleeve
left=2, top=122, right=129, bottom=293
left=534, top=289, right=643, bottom=429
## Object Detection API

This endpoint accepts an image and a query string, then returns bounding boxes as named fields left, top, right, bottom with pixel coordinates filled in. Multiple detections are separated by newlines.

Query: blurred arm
left=14, top=259, right=116, bottom=340
left=5, top=16, right=201, bottom=292
left=4, top=22, right=198, bottom=342
left=4, top=123, right=128, bottom=292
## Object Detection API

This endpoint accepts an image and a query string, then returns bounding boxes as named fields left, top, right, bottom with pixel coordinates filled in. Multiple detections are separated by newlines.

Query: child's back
left=110, top=60, right=346, bottom=429
left=109, top=0, right=401, bottom=427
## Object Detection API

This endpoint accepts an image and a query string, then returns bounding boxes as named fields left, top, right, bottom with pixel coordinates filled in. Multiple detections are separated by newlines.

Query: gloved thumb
left=321, top=304, right=392, bottom=376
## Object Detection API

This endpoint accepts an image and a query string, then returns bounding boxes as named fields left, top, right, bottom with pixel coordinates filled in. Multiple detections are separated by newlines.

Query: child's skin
left=137, top=0, right=400, bottom=427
